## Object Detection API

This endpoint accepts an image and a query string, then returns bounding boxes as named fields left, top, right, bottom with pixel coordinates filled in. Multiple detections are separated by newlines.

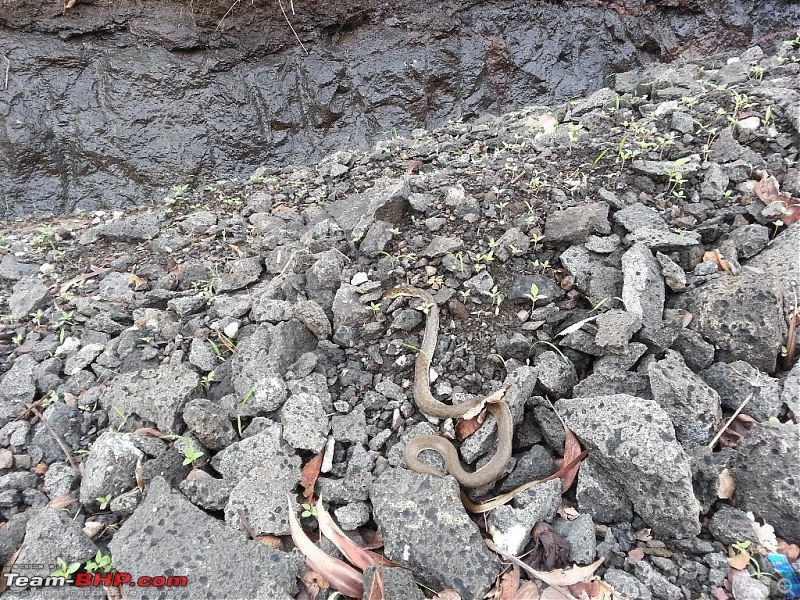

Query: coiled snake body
left=383, top=286, right=513, bottom=488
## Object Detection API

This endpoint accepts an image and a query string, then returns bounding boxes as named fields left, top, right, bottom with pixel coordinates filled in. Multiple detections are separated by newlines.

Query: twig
left=28, top=405, right=81, bottom=473
left=216, top=0, right=242, bottom=31
left=279, top=0, right=309, bottom=55
left=237, top=508, right=259, bottom=541
left=708, top=392, right=753, bottom=449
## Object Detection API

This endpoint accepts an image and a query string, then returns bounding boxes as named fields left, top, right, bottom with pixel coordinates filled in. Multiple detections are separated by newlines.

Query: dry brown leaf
left=540, top=586, right=575, bottom=600
left=717, top=468, right=736, bottom=499
left=626, top=547, right=646, bottom=565
left=59, top=265, right=110, bottom=294
left=728, top=552, right=751, bottom=570
left=717, top=414, right=758, bottom=448
left=456, top=411, right=486, bottom=441
left=288, top=497, right=364, bottom=599
left=782, top=312, right=800, bottom=370
left=528, top=523, right=571, bottom=570
left=133, top=427, right=166, bottom=438
left=703, top=249, right=736, bottom=274
left=434, top=590, right=462, bottom=600
left=359, top=528, right=385, bottom=551
left=680, top=311, right=693, bottom=328
left=557, top=504, right=581, bottom=521
left=548, top=406, right=582, bottom=492
left=300, top=570, right=329, bottom=599
left=710, top=587, right=729, bottom=600
left=516, top=582, right=542, bottom=600
left=256, top=535, right=284, bottom=550
left=83, top=521, right=104, bottom=539
left=129, top=274, right=148, bottom=288
left=367, top=569, right=385, bottom=600
left=300, top=453, right=324, bottom=501
left=316, top=499, right=399, bottom=570
left=568, top=580, right=601, bottom=597
left=498, top=565, right=521, bottom=600
left=33, top=462, right=48, bottom=475
left=777, top=539, right=800, bottom=562
left=461, top=385, right=510, bottom=421
left=754, top=170, right=800, bottom=225
left=47, top=492, right=78, bottom=509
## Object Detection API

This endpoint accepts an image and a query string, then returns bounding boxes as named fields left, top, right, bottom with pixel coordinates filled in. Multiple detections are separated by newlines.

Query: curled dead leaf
left=728, top=551, right=751, bottom=571
left=626, top=547, right=646, bottom=565
left=300, top=453, right=324, bottom=501
left=455, top=412, right=486, bottom=441
left=717, top=468, right=736, bottom=499
left=528, top=523, right=571, bottom=571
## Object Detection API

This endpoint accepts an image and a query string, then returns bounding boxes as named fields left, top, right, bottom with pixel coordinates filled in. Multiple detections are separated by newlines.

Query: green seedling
left=96, top=494, right=112, bottom=510
left=236, top=382, right=260, bottom=437
left=160, top=434, right=205, bottom=466
left=524, top=283, right=545, bottom=307
left=200, top=371, right=215, bottom=392
left=533, top=340, right=570, bottom=364
left=43, top=391, right=59, bottom=406
left=29, top=309, right=46, bottom=326
left=368, top=301, right=382, bottom=316
left=51, top=558, right=81, bottom=579
left=301, top=503, right=318, bottom=518
left=483, top=285, right=503, bottom=316
left=85, top=550, right=113, bottom=574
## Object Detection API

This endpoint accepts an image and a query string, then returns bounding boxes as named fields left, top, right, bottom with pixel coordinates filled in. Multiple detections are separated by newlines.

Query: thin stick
left=216, top=0, right=242, bottom=31
left=2, top=55, right=9, bottom=90
left=28, top=405, right=81, bottom=472
left=237, top=508, right=259, bottom=541
left=708, top=392, right=753, bottom=449
left=279, top=0, right=308, bottom=55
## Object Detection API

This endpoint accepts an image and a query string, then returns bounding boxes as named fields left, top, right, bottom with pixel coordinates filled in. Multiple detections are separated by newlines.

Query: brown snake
left=383, top=286, right=513, bottom=488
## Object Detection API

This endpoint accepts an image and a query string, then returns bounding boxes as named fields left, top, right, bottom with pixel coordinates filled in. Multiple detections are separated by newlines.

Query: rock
left=0, top=512, right=31, bottom=565
left=423, top=234, right=463, bottom=258
left=331, top=405, right=368, bottom=445
left=79, top=432, right=144, bottom=511
left=180, top=476, right=233, bottom=511
left=699, top=361, right=783, bottom=421
left=9, top=278, right=50, bottom=321
left=508, top=274, right=564, bottom=306
left=498, top=445, right=555, bottom=493
left=675, top=272, right=786, bottom=373
left=98, top=271, right=137, bottom=303
left=109, top=477, right=297, bottom=599
left=15, top=508, right=97, bottom=580
left=700, top=163, right=730, bottom=201
left=594, top=310, right=642, bottom=354
left=317, top=443, right=373, bottom=503
left=730, top=569, right=769, bottom=600
left=708, top=505, right=758, bottom=546
left=612, top=203, right=667, bottom=232
left=82, top=211, right=161, bottom=243
left=634, top=560, right=683, bottom=600
left=604, top=568, right=653, bottom=600
left=333, top=501, right=371, bottom=530
left=632, top=156, right=701, bottom=179
left=183, top=399, right=237, bottom=450
left=99, top=363, right=199, bottom=433
left=359, top=219, right=394, bottom=256
left=43, top=462, right=80, bottom=498
left=0, top=355, right=37, bottom=427
left=251, top=297, right=294, bottom=323
left=724, top=224, right=769, bottom=258
left=293, top=300, right=332, bottom=340
left=325, top=177, right=410, bottom=238
left=647, top=350, right=721, bottom=447
left=281, top=392, right=330, bottom=452
left=555, top=394, right=700, bottom=538
left=0, top=255, right=40, bottom=280
left=573, top=369, right=650, bottom=399
left=585, top=233, right=621, bottom=254
left=621, top=243, right=664, bottom=326
left=364, top=566, right=424, bottom=600
left=212, top=423, right=288, bottom=483
left=534, top=351, right=577, bottom=398
left=783, top=360, right=800, bottom=417
left=544, top=201, right=610, bottom=245
left=624, top=227, right=701, bottom=251
left=731, top=423, right=800, bottom=544
left=559, top=245, right=622, bottom=302
left=372, top=468, right=499, bottom=600
left=576, top=457, right=633, bottom=524
left=670, top=328, right=715, bottom=371
left=216, top=257, right=263, bottom=292
left=63, top=343, right=105, bottom=376
left=655, top=252, right=687, bottom=292
left=487, top=479, right=562, bottom=555
left=553, top=513, right=596, bottom=564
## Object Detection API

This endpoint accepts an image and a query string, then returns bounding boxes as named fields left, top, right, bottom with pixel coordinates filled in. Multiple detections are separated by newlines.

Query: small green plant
left=300, top=502, right=318, bottom=518
left=459, top=289, right=471, bottom=301
left=85, top=550, right=113, bottom=574
left=533, top=340, right=570, bottom=364
left=750, top=65, right=764, bottom=81
left=200, top=371, right=216, bottom=392
left=731, top=541, right=771, bottom=581
left=237, top=382, right=260, bottom=437
left=96, top=494, right=113, bottom=510
left=529, top=233, right=544, bottom=252
left=415, top=301, right=435, bottom=316
left=29, top=308, right=46, bottom=326
left=524, top=283, right=543, bottom=307
left=182, top=444, right=204, bottom=466
left=483, top=285, right=504, bottom=316
left=665, top=157, right=692, bottom=200
left=51, top=558, right=81, bottom=579
left=368, top=301, right=382, bottom=317
left=780, top=345, right=789, bottom=357
left=42, top=390, right=59, bottom=406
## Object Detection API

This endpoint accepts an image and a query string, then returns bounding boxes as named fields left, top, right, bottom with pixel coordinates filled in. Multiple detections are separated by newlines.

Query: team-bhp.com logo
left=3, top=571, right=187, bottom=589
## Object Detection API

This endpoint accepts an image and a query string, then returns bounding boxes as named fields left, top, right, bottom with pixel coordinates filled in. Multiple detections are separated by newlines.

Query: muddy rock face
left=2, top=0, right=800, bottom=217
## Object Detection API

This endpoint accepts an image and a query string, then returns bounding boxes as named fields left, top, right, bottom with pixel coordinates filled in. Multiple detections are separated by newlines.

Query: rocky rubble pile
left=0, top=41, right=799, bottom=600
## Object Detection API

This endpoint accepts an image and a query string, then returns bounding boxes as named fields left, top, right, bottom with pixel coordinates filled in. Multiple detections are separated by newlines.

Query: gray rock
left=585, top=234, right=621, bottom=254
left=0, top=255, right=40, bottom=280
left=576, top=457, right=633, bottom=524
left=423, top=235, right=463, bottom=258
left=594, top=310, right=642, bottom=354
left=670, top=328, right=715, bottom=371
left=613, top=203, right=667, bottom=232
left=359, top=219, right=394, bottom=256
left=43, top=462, right=80, bottom=498
left=0, top=355, right=37, bottom=427
left=15, top=508, right=96, bottom=580
left=731, top=423, right=800, bottom=544
left=331, top=405, right=368, bottom=445
left=656, top=252, right=687, bottom=292
left=700, top=361, right=783, bottom=421
left=183, top=399, right=237, bottom=450
left=180, top=476, right=234, bottom=511
left=559, top=245, right=622, bottom=302
left=725, top=224, right=769, bottom=259
left=593, top=342, right=647, bottom=374
left=63, top=343, right=105, bottom=376
left=624, top=227, right=701, bottom=251
left=9, top=278, right=50, bottom=321
left=82, top=211, right=161, bottom=243
left=782, top=360, right=800, bottom=417
left=675, top=272, right=786, bottom=373
left=553, top=513, right=596, bottom=564
left=508, top=274, right=564, bottom=306
left=109, top=487, right=142, bottom=515
left=281, top=392, right=330, bottom=452
left=572, top=87, right=619, bottom=116
left=332, top=284, right=371, bottom=344
left=293, top=300, right=332, bottom=341
left=0, top=471, right=39, bottom=492
left=621, top=242, right=664, bottom=326
left=109, top=477, right=297, bottom=599
left=604, top=568, right=653, bottom=600
left=372, top=468, right=499, bottom=600
left=634, top=560, right=683, bottom=600
left=632, top=156, right=701, bottom=179
left=488, top=478, right=562, bottom=555
left=189, top=337, right=218, bottom=371
left=730, top=570, right=769, bottom=600
left=495, top=227, right=530, bottom=260
left=573, top=369, right=650, bottom=400
left=216, top=256, right=263, bottom=292
left=212, top=423, right=287, bottom=483
left=544, top=201, right=610, bottom=245
left=708, top=128, right=765, bottom=167
left=534, top=351, right=577, bottom=398
left=671, top=111, right=694, bottom=134
left=333, top=501, right=371, bottom=530
left=79, top=432, right=144, bottom=511
left=708, top=505, right=758, bottom=546
left=326, top=177, right=409, bottom=238
left=555, top=394, right=700, bottom=538
left=0, top=511, right=31, bottom=565
left=700, top=162, right=730, bottom=201
left=364, top=566, right=424, bottom=600
left=250, top=297, right=294, bottom=323
left=498, top=445, right=555, bottom=493
left=225, top=454, right=301, bottom=535
left=98, top=271, right=137, bottom=303
left=305, top=249, right=346, bottom=312
left=231, top=364, right=288, bottom=416
left=99, top=363, right=199, bottom=433
left=168, top=294, right=207, bottom=317
left=317, top=444, right=373, bottom=503
left=648, top=350, right=721, bottom=447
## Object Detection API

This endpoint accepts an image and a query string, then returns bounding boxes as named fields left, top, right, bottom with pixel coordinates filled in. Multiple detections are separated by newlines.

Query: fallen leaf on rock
left=59, top=265, right=110, bottom=294
left=133, top=427, right=166, bottom=438
left=754, top=170, right=800, bottom=226
left=728, top=551, right=751, bottom=571
left=300, top=570, right=329, bottom=599
left=626, top=547, right=646, bottom=565
left=460, top=385, right=510, bottom=421
left=528, top=523, right=572, bottom=571
left=359, top=528, right=385, bottom=551
left=47, top=492, right=77, bottom=509
left=717, top=468, right=736, bottom=499
left=715, top=413, right=757, bottom=449
left=782, top=311, right=800, bottom=370
left=129, top=274, right=148, bottom=288
left=710, top=587, right=729, bottom=600
left=497, top=565, right=521, bottom=600
left=288, top=497, right=363, bottom=599
left=751, top=518, right=778, bottom=553
left=367, top=569, right=385, bottom=600
left=456, top=411, right=486, bottom=440
left=256, top=535, right=284, bottom=550
left=516, top=582, right=542, bottom=599
left=434, top=589, right=462, bottom=600
left=300, top=453, right=324, bottom=501
left=33, top=463, right=48, bottom=475
left=777, top=539, right=800, bottom=562
left=557, top=504, right=581, bottom=521
left=681, top=310, right=693, bottom=328
left=703, top=249, right=737, bottom=274
left=316, top=497, right=397, bottom=569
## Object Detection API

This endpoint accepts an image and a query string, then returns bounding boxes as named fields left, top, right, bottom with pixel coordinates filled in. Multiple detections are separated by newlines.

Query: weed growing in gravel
left=483, top=285, right=504, bottom=316
left=85, top=550, right=113, bottom=574
left=524, top=283, right=542, bottom=308
left=236, top=382, right=260, bottom=437
left=161, top=434, right=205, bottom=466
left=96, top=494, right=112, bottom=510
left=533, top=340, right=570, bottom=364
left=300, top=502, right=318, bottom=518
left=51, top=558, right=80, bottom=579
left=200, top=371, right=215, bottom=392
